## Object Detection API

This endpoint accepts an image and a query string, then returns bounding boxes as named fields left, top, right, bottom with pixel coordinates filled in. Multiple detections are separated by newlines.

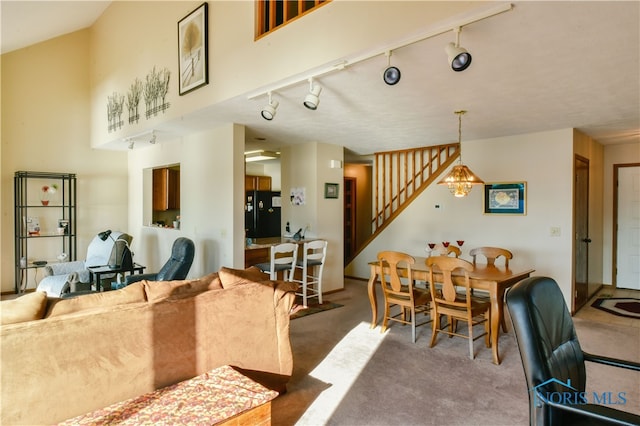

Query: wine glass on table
left=456, top=240, right=464, bottom=247
left=442, top=241, right=450, bottom=248
left=426, top=242, right=436, bottom=257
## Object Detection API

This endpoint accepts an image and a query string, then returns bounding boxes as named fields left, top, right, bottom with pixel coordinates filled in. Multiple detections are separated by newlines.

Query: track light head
left=303, top=78, right=322, bottom=110
left=127, top=139, right=135, bottom=150
left=149, top=131, right=156, bottom=144
left=446, top=42, right=472, bottom=71
left=383, top=50, right=401, bottom=85
left=261, top=92, right=279, bottom=120
left=446, top=27, right=472, bottom=72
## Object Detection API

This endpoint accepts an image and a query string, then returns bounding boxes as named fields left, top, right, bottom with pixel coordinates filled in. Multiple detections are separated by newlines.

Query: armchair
left=506, top=276, right=640, bottom=425
left=36, top=231, right=133, bottom=297
left=125, top=237, right=195, bottom=285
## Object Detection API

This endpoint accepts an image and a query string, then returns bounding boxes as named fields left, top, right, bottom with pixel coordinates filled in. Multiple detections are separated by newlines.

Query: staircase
left=350, top=143, right=459, bottom=261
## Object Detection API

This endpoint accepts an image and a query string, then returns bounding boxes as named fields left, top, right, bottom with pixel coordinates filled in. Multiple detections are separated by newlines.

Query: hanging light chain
left=455, top=110, right=467, bottom=163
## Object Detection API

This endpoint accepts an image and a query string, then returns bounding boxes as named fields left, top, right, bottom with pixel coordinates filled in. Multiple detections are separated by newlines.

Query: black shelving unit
left=14, top=171, right=77, bottom=293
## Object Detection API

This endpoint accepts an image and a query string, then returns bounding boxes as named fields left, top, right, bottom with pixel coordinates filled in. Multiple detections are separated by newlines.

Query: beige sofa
left=1, top=266, right=296, bottom=425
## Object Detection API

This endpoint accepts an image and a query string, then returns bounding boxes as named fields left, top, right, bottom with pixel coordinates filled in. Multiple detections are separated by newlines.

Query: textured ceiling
left=2, top=1, right=639, bottom=155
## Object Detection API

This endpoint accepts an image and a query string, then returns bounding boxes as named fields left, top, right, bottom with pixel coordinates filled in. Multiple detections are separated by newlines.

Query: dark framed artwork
left=178, top=2, right=208, bottom=95
left=483, top=182, right=527, bottom=215
left=325, top=183, right=339, bottom=199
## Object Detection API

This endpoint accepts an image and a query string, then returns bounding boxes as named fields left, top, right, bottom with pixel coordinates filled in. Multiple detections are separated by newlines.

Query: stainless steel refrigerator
left=245, top=191, right=281, bottom=238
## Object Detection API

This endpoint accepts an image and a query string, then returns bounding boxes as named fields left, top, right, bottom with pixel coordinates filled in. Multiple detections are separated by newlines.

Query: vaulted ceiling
left=2, top=1, right=638, bottom=156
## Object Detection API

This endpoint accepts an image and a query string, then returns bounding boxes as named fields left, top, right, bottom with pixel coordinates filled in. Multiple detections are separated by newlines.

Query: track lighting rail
left=247, top=3, right=513, bottom=103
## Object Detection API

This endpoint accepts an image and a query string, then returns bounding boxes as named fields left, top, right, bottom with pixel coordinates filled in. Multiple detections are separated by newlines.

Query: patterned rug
left=290, top=300, right=343, bottom=320
left=591, top=298, right=640, bottom=319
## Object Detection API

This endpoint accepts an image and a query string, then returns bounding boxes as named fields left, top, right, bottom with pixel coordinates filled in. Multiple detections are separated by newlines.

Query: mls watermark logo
left=532, top=378, right=628, bottom=407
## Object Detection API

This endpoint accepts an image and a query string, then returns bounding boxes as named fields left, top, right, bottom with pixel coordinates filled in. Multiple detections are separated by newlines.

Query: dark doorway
left=344, top=177, right=356, bottom=264
left=573, top=155, right=590, bottom=312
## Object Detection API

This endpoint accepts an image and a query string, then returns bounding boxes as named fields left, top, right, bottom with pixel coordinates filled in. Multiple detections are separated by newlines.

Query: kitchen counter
left=244, top=237, right=319, bottom=268
left=245, top=237, right=314, bottom=250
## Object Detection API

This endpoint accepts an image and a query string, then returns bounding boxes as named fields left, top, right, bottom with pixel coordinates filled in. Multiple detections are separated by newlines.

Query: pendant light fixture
left=438, top=110, right=484, bottom=197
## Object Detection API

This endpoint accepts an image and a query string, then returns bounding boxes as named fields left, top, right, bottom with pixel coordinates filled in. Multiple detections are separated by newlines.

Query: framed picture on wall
left=178, top=2, right=209, bottom=95
left=325, top=183, right=339, bottom=199
left=483, top=182, right=527, bottom=215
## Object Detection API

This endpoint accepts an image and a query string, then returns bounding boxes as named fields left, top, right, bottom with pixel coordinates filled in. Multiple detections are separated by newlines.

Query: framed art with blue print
left=484, top=182, right=526, bottom=215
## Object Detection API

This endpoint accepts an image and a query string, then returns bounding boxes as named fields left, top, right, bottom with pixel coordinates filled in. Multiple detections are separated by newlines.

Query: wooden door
left=573, top=155, right=590, bottom=312
left=614, top=164, right=640, bottom=289
left=344, top=177, right=356, bottom=264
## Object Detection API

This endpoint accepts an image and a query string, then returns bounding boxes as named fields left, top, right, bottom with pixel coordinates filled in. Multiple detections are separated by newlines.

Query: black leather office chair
left=126, top=237, right=195, bottom=285
left=506, top=276, right=640, bottom=426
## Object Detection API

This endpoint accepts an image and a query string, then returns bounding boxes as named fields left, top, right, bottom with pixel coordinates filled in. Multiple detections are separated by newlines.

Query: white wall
left=1, top=30, right=129, bottom=293
left=281, top=142, right=344, bottom=293
left=127, top=123, right=245, bottom=277
left=603, top=143, right=640, bottom=284
left=347, top=129, right=576, bottom=308
left=88, top=1, right=482, bottom=147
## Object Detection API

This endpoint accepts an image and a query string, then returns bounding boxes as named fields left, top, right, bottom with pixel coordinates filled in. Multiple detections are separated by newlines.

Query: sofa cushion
left=144, top=272, right=222, bottom=302
left=1, top=291, right=48, bottom=325
left=218, top=266, right=268, bottom=289
left=45, top=282, right=146, bottom=318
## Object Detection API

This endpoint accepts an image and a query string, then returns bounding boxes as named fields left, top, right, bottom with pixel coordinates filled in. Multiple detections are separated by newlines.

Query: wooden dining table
left=367, top=257, right=535, bottom=364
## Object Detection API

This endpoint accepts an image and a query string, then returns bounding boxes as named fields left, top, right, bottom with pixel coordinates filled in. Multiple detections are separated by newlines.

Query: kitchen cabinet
left=245, top=175, right=271, bottom=191
left=153, top=167, right=180, bottom=211
left=14, top=171, right=77, bottom=293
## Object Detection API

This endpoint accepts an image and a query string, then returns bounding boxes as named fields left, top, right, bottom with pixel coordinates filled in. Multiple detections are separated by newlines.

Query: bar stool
left=292, top=240, right=328, bottom=307
left=254, top=243, right=298, bottom=281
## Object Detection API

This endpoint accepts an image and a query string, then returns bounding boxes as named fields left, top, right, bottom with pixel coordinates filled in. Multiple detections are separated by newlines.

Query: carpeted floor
left=271, top=279, right=640, bottom=426
left=290, top=301, right=343, bottom=320
left=592, top=297, right=640, bottom=319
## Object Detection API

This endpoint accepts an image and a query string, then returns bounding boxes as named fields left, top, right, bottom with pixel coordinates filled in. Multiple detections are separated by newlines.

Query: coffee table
left=87, top=263, right=145, bottom=291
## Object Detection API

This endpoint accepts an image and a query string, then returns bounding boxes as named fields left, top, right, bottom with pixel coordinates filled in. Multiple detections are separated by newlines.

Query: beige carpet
left=271, top=278, right=640, bottom=425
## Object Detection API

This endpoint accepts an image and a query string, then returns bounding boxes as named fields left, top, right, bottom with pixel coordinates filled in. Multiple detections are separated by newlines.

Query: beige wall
left=347, top=129, right=579, bottom=309
left=3, top=1, right=637, bottom=304
left=281, top=142, right=344, bottom=293
left=88, top=1, right=483, bottom=148
left=1, top=30, right=128, bottom=293
left=127, top=124, right=245, bottom=277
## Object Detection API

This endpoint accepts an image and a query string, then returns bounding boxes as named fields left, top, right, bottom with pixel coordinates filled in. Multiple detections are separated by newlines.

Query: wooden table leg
left=489, top=283, right=501, bottom=365
left=368, top=264, right=378, bottom=329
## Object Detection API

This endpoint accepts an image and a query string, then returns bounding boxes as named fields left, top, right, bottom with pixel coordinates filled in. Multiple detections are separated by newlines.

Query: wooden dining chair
left=426, top=256, right=491, bottom=359
left=469, top=246, right=512, bottom=332
left=377, top=251, right=431, bottom=343
left=469, top=246, right=512, bottom=267
left=441, top=246, right=461, bottom=258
